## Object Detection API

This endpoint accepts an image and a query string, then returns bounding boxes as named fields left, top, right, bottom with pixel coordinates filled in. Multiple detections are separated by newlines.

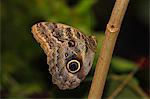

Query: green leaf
left=111, top=57, right=137, bottom=73
left=9, top=83, right=42, bottom=98
left=74, top=0, right=96, bottom=14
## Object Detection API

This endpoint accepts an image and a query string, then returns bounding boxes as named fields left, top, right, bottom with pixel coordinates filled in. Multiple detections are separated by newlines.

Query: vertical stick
left=88, top=0, right=129, bottom=99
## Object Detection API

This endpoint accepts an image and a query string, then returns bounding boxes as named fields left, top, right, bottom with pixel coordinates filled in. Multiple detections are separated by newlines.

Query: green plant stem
left=108, top=57, right=148, bottom=99
left=108, top=68, right=137, bottom=99
left=110, top=74, right=149, bottom=98
left=88, top=0, right=129, bottom=99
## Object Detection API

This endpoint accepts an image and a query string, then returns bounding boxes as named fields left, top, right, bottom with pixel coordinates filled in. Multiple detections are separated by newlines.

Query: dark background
left=1, top=0, right=149, bottom=98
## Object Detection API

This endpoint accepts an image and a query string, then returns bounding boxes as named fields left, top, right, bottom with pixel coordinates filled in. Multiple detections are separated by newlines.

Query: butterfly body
left=32, top=22, right=97, bottom=90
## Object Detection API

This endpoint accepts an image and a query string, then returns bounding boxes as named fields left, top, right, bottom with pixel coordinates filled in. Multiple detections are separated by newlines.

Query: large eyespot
left=67, top=60, right=80, bottom=73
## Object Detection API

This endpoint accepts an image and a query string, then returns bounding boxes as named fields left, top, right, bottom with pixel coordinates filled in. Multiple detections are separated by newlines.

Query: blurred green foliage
left=1, top=0, right=148, bottom=98
left=111, top=57, right=137, bottom=73
left=104, top=76, right=141, bottom=99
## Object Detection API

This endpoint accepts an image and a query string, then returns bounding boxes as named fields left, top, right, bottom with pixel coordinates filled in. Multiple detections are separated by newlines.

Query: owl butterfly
left=31, top=22, right=97, bottom=90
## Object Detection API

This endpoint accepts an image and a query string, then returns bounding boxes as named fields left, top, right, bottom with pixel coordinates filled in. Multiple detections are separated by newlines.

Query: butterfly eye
left=67, top=60, right=80, bottom=73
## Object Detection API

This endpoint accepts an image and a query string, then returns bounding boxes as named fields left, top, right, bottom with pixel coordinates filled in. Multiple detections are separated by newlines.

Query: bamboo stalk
left=88, top=0, right=129, bottom=99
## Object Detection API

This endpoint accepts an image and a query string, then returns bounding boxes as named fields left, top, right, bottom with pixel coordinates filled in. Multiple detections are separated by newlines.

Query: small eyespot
left=65, top=53, right=68, bottom=57
left=68, top=40, right=75, bottom=47
left=67, top=60, right=80, bottom=73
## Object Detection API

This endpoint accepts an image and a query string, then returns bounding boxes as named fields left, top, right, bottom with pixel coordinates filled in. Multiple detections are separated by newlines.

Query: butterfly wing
left=31, top=22, right=97, bottom=90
